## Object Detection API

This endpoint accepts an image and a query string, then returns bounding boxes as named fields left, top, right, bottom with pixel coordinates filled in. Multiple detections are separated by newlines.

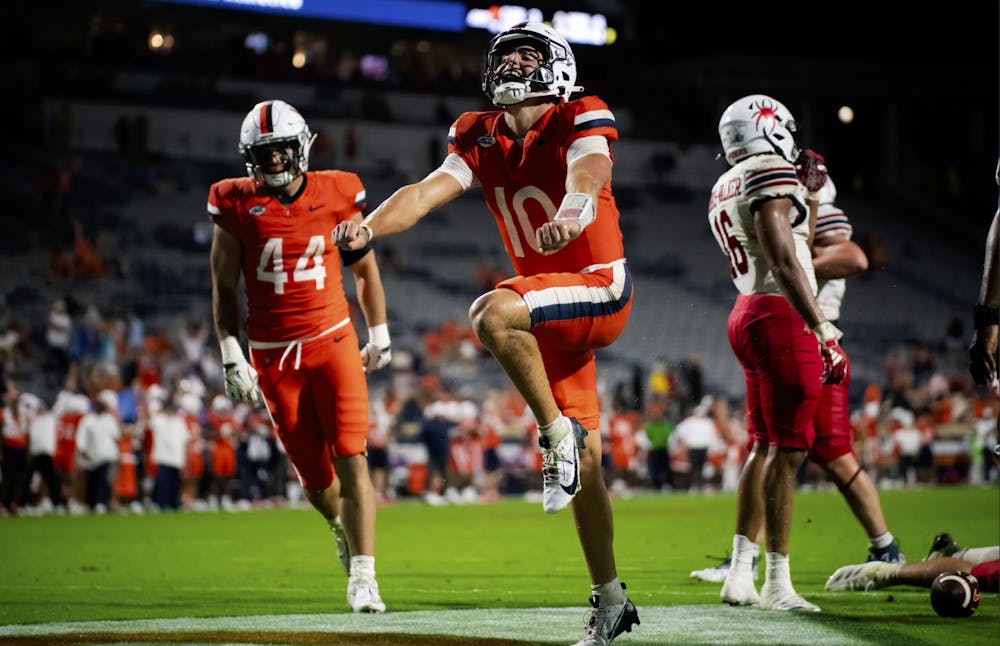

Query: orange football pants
left=251, top=325, right=369, bottom=491
left=498, top=260, right=633, bottom=431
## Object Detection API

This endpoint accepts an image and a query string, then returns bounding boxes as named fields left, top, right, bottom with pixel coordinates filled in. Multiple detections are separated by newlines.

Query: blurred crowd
left=1, top=299, right=996, bottom=518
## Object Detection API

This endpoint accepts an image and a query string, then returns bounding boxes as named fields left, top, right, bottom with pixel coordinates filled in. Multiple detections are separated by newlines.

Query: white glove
left=361, top=324, right=392, bottom=373
left=220, top=336, right=262, bottom=406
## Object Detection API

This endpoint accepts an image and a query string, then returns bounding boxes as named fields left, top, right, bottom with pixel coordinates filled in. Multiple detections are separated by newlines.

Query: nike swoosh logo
left=561, top=468, right=579, bottom=496
left=309, top=204, right=325, bottom=212
left=333, top=335, right=348, bottom=343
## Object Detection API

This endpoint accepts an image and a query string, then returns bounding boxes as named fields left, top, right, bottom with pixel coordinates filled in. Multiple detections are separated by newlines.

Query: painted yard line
left=0, top=606, right=870, bottom=645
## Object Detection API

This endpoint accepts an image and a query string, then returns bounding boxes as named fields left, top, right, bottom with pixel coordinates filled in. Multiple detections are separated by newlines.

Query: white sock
left=539, top=416, right=570, bottom=443
left=956, top=546, right=1000, bottom=565
left=869, top=531, right=894, bottom=550
left=350, top=555, right=375, bottom=577
left=764, top=552, right=790, bottom=588
left=731, top=535, right=758, bottom=573
left=734, top=534, right=759, bottom=556
left=591, top=578, right=625, bottom=605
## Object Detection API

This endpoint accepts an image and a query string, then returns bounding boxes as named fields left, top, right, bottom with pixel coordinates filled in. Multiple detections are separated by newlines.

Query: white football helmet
left=482, top=22, right=584, bottom=106
left=239, top=100, right=317, bottom=187
left=719, top=94, right=799, bottom=165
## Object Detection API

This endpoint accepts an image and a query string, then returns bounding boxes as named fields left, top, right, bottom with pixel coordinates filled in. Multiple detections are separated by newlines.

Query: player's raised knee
left=469, top=290, right=518, bottom=340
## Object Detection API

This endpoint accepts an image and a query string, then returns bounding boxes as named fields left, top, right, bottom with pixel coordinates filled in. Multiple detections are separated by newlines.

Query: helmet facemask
left=242, top=137, right=307, bottom=188
left=482, top=22, right=583, bottom=107
left=238, top=100, right=316, bottom=188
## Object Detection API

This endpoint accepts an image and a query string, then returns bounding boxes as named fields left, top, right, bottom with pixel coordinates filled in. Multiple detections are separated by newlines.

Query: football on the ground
left=930, top=571, right=980, bottom=618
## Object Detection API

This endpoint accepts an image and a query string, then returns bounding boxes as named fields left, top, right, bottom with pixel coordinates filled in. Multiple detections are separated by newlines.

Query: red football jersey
left=447, top=96, right=623, bottom=276
left=208, top=171, right=366, bottom=342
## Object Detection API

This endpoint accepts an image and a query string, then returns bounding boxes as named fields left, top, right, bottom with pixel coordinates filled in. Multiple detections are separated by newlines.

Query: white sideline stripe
left=0, top=606, right=865, bottom=644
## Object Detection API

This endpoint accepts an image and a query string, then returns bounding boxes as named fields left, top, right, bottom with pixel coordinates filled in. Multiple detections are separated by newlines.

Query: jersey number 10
left=493, top=185, right=557, bottom=257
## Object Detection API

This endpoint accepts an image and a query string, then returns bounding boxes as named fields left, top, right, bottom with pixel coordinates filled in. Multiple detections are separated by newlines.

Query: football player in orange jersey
left=333, top=22, right=638, bottom=646
left=209, top=99, right=391, bottom=613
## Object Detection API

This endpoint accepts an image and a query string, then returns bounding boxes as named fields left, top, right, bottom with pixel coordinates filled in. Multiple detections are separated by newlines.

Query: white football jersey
left=708, top=153, right=814, bottom=296
left=813, top=176, right=852, bottom=321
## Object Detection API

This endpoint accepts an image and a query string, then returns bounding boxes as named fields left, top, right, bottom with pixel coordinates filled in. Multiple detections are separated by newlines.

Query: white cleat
left=758, top=584, right=821, bottom=612
left=330, top=516, right=351, bottom=575
left=825, top=562, right=897, bottom=592
left=691, top=556, right=759, bottom=583
left=539, top=417, right=587, bottom=515
left=572, top=584, right=640, bottom=646
left=720, top=569, right=759, bottom=606
left=347, top=574, right=386, bottom=613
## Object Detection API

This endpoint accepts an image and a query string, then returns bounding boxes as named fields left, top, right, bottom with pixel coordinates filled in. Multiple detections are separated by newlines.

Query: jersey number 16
left=710, top=209, right=748, bottom=279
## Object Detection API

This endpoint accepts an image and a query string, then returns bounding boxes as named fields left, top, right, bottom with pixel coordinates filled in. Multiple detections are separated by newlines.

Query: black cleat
left=924, top=533, right=961, bottom=561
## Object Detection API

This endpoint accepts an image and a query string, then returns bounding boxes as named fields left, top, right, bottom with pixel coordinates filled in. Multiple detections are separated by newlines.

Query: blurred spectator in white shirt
left=972, top=406, right=998, bottom=483
left=889, top=407, right=921, bottom=487
left=25, top=394, right=66, bottom=512
left=75, top=389, right=121, bottom=512
left=149, top=400, right=188, bottom=510
left=671, top=396, right=724, bottom=492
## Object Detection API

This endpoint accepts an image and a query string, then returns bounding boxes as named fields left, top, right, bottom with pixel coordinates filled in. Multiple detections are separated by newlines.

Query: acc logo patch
left=249, top=205, right=267, bottom=216
left=477, top=135, right=496, bottom=148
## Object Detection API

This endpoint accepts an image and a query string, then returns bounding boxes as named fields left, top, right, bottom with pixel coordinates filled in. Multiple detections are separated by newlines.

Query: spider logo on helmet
left=719, top=94, right=800, bottom=165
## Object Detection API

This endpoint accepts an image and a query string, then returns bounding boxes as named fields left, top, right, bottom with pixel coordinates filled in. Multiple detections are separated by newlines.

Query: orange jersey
left=184, top=415, right=204, bottom=478
left=609, top=412, right=639, bottom=470
left=208, top=171, right=366, bottom=342
left=207, top=412, right=238, bottom=477
left=211, top=437, right=237, bottom=478
left=54, top=411, right=84, bottom=474
left=114, top=435, right=137, bottom=499
left=447, top=96, right=623, bottom=277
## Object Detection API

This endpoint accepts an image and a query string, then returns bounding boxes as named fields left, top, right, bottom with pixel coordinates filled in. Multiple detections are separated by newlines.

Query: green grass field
left=0, top=485, right=996, bottom=645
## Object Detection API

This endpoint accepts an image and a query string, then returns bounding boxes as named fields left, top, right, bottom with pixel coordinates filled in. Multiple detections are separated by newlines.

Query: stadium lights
left=466, top=5, right=614, bottom=45
left=148, top=31, right=175, bottom=51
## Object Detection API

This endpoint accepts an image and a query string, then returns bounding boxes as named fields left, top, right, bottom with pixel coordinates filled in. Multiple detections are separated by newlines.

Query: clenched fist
left=820, top=338, right=849, bottom=385
left=332, top=221, right=372, bottom=251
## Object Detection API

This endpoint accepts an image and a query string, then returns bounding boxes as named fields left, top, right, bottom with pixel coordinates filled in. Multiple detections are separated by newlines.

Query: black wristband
left=973, top=304, right=1000, bottom=328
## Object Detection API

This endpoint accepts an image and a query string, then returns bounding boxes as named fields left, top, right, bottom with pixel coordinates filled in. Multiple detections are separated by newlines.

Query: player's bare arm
left=210, top=224, right=244, bottom=340
left=348, top=229, right=388, bottom=330
left=537, top=152, right=611, bottom=254
left=757, top=198, right=848, bottom=384
left=813, top=234, right=869, bottom=280
left=755, top=198, right=826, bottom=330
left=332, top=171, right=464, bottom=251
left=349, top=237, right=392, bottom=373
left=211, top=224, right=262, bottom=405
left=977, top=209, right=1000, bottom=309
left=805, top=193, right=819, bottom=248
left=970, top=209, right=1000, bottom=385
